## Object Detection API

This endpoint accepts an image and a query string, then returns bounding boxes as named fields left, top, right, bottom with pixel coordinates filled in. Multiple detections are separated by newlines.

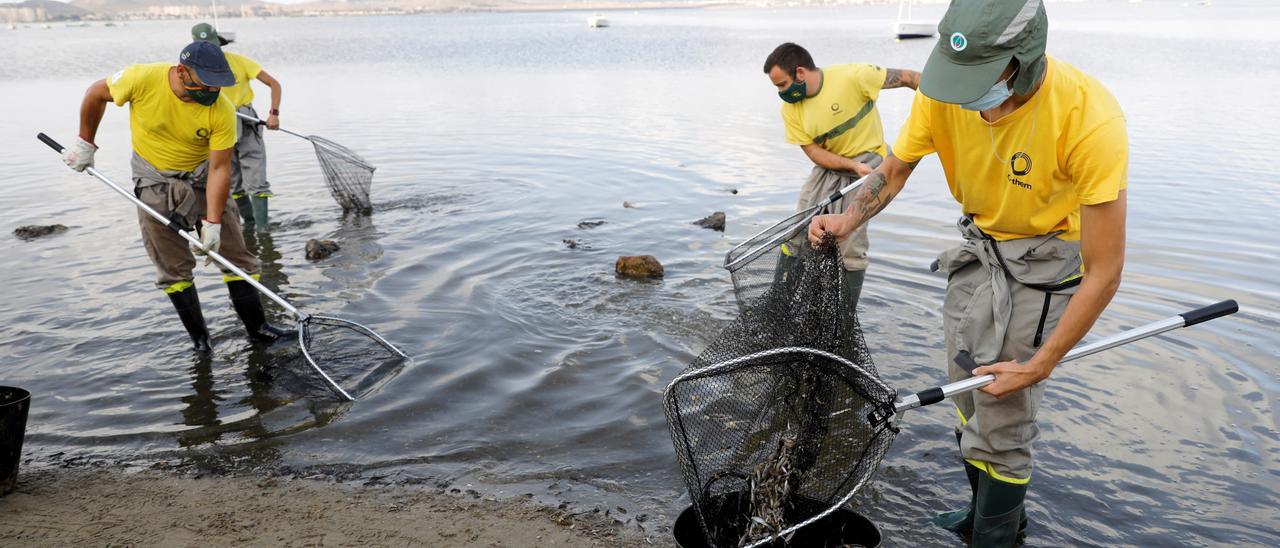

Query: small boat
left=588, top=13, right=609, bottom=28
left=894, top=0, right=935, bottom=40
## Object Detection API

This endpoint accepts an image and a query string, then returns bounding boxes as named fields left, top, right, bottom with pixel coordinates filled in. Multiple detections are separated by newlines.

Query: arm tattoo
left=883, top=69, right=903, bottom=89
left=855, top=172, right=896, bottom=221
left=883, top=68, right=921, bottom=90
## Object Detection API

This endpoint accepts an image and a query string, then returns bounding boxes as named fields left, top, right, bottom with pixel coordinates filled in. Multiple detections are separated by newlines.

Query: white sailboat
left=587, top=13, right=609, bottom=28
left=894, top=0, right=935, bottom=40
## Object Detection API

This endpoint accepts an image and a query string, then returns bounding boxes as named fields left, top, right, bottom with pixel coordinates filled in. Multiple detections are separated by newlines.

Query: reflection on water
left=1, top=2, right=1277, bottom=545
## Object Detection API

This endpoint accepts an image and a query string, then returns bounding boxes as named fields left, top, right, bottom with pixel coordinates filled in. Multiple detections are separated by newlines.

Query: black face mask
left=180, top=71, right=220, bottom=106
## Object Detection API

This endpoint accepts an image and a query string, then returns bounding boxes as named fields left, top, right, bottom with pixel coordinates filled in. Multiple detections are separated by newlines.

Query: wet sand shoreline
left=0, top=468, right=663, bottom=547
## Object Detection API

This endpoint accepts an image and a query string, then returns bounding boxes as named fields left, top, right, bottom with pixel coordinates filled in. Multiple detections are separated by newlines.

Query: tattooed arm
left=882, top=68, right=921, bottom=90
left=808, top=154, right=917, bottom=244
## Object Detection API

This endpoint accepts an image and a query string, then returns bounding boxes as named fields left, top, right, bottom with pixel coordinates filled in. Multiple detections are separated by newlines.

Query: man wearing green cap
left=63, top=41, right=292, bottom=355
left=762, top=42, right=919, bottom=311
left=809, top=1, right=1127, bottom=545
left=192, top=22, right=283, bottom=233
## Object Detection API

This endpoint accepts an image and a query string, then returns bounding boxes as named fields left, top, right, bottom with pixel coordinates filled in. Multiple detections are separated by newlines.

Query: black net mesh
left=724, top=206, right=823, bottom=312
left=300, top=316, right=408, bottom=400
left=311, top=136, right=375, bottom=215
left=666, top=239, right=898, bottom=547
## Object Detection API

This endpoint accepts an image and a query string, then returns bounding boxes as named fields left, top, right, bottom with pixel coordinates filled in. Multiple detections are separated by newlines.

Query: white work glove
left=62, top=137, right=97, bottom=172
left=190, top=219, right=221, bottom=266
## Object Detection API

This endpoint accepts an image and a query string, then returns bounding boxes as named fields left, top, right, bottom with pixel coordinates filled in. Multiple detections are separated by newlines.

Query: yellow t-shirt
left=892, top=56, right=1127, bottom=241
left=781, top=63, right=888, bottom=158
left=107, top=63, right=237, bottom=171
left=221, top=52, right=262, bottom=108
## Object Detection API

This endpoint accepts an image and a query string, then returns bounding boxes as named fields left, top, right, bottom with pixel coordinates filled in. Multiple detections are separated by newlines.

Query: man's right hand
left=62, top=137, right=97, bottom=172
left=809, top=213, right=857, bottom=246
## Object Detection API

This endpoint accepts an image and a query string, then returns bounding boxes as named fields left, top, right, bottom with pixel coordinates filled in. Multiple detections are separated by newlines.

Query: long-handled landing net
left=236, top=113, right=375, bottom=215
left=723, top=173, right=870, bottom=311
left=40, top=133, right=408, bottom=401
left=668, top=234, right=1238, bottom=547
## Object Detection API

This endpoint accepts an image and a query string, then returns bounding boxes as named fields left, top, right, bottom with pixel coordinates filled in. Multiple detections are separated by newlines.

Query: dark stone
left=693, top=211, right=726, bottom=231
left=14, top=224, right=68, bottom=240
left=729, top=188, right=739, bottom=194
left=616, top=255, right=664, bottom=278
left=305, top=239, right=340, bottom=260
left=577, top=220, right=606, bottom=229
left=563, top=239, right=584, bottom=249
left=623, top=201, right=637, bottom=209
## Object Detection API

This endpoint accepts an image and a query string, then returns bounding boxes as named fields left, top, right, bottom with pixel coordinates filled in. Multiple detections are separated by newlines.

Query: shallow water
left=1, top=1, right=1277, bottom=545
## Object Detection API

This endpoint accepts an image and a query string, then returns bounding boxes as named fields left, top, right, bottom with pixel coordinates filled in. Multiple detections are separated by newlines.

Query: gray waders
left=231, top=104, right=272, bottom=233
left=929, top=216, right=1083, bottom=546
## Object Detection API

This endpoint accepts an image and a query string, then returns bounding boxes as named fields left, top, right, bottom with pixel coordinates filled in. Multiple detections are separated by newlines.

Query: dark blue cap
left=178, top=40, right=235, bottom=88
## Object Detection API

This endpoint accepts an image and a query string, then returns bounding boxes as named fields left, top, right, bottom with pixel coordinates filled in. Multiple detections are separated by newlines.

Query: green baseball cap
left=191, top=22, right=233, bottom=46
left=920, top=0, right=1048, bottom=104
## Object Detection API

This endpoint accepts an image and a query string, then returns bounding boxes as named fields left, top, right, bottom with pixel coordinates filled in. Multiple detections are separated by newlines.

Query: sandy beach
left=0, top=468, right=659, bottom=547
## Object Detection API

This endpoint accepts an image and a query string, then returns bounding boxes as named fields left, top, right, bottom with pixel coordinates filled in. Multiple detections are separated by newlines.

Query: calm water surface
left=1, top=2, right=1277, bottom=545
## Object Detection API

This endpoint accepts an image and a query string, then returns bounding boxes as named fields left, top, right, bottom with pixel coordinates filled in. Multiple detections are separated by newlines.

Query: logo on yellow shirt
left=1011, top=151, right=1032, bottom=176
left=1007, top=151, right=1034, bottom=190
left=195, top=128, right=209, bottom=140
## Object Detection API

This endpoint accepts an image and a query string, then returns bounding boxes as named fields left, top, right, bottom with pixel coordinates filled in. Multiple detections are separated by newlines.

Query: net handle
left=723, top=172, right=872, bottom=271
left=895, top=300, right=1240, bottom=413
left=235, top=111, right=310, bottom=141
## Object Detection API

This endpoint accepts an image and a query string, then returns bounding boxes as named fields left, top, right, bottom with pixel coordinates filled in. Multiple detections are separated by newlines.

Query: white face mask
left=960, top=69, right=1017, bottom=111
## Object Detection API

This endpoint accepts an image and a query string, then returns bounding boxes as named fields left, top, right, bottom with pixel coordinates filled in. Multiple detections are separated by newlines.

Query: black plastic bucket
left=672, top=491, right=881, bottom=548
left=1, top=386, right=31, bottom=497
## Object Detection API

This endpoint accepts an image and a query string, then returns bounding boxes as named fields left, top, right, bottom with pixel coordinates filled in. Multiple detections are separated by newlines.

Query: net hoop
left=299, top=315, right=412, bottom=401
left=664, top=346, right=899, bottom=548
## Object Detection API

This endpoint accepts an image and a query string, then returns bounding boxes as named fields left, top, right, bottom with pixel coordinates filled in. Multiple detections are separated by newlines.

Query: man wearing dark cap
left=809, top=1, right=1127, bottom=545
left=763, top=42, right=920, bottom=311
left=63, top=41, right=292, bottom=354
left=192, top=22, right=283, bottom=233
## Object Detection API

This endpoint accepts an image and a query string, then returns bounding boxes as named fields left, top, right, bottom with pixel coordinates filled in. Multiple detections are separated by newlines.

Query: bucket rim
left=0, top=386, right=31, bottom=407
left=671, top=497, right=882, bottom=548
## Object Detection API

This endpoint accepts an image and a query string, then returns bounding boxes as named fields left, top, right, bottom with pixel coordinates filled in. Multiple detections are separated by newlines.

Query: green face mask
left=779, top=79, right=807, bottom=104
left=181, top=74, right=220, bottom=106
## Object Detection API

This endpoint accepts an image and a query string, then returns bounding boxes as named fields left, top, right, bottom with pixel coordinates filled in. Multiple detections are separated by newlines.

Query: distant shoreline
left=3, top=1, right=935, bottom=24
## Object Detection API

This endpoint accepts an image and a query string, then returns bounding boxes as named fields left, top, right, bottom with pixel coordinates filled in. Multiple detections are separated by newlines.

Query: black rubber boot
left=932, top=429, right=980, bottom=533
left=166, top=284, right=212, bottom=355
left=234, top=194, right=255, bottom=230
left=226, top=279, right=294, bottom=342
left=971, top=472, right=1030, bottom=548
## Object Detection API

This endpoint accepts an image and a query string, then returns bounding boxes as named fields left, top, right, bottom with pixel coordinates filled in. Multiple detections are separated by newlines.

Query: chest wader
left=929, top=217, right=1083, bottom=547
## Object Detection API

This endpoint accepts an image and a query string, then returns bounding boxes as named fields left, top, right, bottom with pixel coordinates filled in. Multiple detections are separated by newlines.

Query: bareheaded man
left=192, top=22, right=283, bottom=233
left=763, top=42, right=919, bottom=310
left=809, top=1, right=1127, bottom=546
left=62, top=41, right=292, bottom=354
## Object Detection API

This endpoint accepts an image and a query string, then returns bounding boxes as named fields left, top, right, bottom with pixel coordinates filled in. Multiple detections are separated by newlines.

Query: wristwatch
left=269, top=108, right=280, bottom=116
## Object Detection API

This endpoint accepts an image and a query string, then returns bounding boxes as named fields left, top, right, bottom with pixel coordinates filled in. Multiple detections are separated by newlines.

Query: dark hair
left=763, top=43, right=816, bottom=75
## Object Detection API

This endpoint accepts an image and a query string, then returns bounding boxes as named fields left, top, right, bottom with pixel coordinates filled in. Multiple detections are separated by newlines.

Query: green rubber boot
left=932, top=459, right=982, bottom=533
left=971, top=472, right=1030, bottom=548
left=249, top=193, right=270, bottom=233
left=931, top=429, right=980, bottom=533
left=233, top=194, right=255, bottom=231
left=842, top=268, right=866, bottom=312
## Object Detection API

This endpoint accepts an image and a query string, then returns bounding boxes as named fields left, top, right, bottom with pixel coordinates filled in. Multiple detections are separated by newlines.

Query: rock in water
left=14, top=224, right=68, bottom=240
left=305, top=239, right=340, bottom=260
left=616, top=255, right=664, bottom=278
left=623, top=201, right=637, bottom=209
left=577, top=220, right=606, bottom=229
left=563, top=239, right=582, bottom=249
left=693, top=212, right=726, bottom=231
